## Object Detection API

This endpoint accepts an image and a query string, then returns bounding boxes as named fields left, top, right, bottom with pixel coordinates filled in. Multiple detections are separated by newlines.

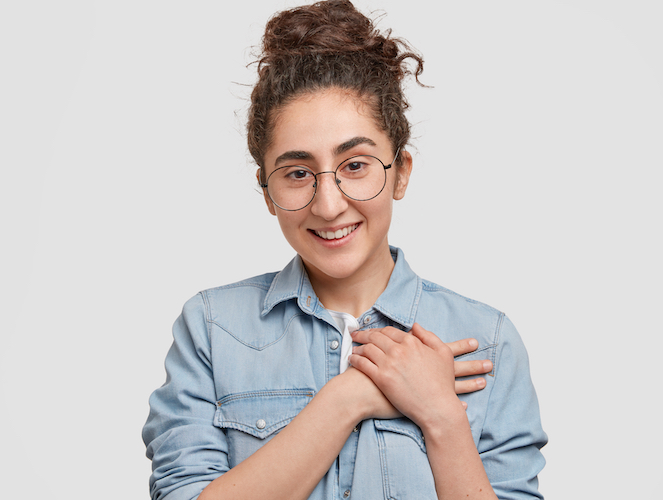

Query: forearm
left=198, top=376, right=360, bottom=500
left=421, top=405, right=497, bottom=500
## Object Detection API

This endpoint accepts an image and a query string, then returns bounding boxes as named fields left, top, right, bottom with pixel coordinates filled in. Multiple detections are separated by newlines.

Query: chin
left=303, top=257, right=360, bottom=281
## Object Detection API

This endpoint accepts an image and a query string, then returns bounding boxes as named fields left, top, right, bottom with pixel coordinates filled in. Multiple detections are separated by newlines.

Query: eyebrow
left=274, top=150, right=314, bottom=166
left=334, top=136, right=377, bottom=156
left=274, top=136, right=378, bottom=167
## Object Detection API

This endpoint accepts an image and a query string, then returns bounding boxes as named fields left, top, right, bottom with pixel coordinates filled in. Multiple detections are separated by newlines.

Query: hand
left=349, top=323, right=465, bottom=427
left=446, top=338, right=493, bottom=394
left=336, top=366, right=402, bottom=421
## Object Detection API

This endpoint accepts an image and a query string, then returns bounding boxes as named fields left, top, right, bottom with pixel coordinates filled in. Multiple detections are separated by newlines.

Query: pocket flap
left=214, top=389, right=315, bottom=439
left=374, top=417, right=426, bottom=452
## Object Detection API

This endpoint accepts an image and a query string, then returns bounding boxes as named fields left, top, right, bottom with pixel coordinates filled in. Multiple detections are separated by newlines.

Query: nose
left=309, top=171, right=348, bottom=220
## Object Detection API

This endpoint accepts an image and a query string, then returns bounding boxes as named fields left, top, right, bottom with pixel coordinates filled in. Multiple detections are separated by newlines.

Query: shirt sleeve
left=142, top=293, right=229, bottom=500
left=479, top=315, right=548, bottom=499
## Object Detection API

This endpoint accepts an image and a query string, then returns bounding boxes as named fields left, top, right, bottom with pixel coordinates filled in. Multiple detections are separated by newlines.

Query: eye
left=286, top=168, right=313, bottom=180
left=338, top=156, right=376, bottom=178
left=345, top=161, right=365, bottom=172
left=276, top=166, right=314, bottom=184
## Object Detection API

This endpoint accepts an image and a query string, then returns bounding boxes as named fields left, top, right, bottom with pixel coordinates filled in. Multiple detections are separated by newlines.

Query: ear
left=393, top=150, right=412, bottom=200
left=257, top=168, right=277, bottom=216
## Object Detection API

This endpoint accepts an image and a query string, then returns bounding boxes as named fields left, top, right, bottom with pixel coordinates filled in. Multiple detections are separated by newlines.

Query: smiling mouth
left=312, top=223, right=359, bottom=240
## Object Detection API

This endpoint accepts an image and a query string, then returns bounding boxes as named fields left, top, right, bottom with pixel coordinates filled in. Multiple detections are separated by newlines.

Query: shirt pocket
left=374, top=418, right=437, bottom=499
left=214, top=389, right=315, bottom=468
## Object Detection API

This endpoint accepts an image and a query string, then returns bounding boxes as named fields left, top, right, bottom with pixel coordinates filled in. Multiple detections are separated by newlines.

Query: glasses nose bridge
left=312, top=169, right=341, bottom=190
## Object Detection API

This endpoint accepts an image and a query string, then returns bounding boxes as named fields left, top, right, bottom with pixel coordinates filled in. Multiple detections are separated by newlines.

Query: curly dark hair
left=248, top=0, right=424, bottom=180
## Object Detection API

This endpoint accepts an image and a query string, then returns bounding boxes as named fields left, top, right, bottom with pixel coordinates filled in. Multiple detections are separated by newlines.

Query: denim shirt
left=143, top=247, right=547, bottom=500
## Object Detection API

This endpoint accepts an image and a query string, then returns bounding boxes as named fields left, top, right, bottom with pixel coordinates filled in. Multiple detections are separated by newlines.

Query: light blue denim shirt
left=143, top=247, right=547, bottom=499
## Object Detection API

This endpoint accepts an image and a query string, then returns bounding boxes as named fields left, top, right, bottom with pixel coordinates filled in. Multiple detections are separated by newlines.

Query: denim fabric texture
left=143, top=247, right=547, bottom=499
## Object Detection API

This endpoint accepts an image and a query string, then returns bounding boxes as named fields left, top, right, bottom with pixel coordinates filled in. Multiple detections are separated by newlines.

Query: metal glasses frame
left=260, top=148, right=401, bottom=211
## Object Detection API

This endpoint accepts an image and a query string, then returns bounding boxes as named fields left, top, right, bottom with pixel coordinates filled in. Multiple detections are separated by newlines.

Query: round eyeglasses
left=260, top=149, right=400, bottom=211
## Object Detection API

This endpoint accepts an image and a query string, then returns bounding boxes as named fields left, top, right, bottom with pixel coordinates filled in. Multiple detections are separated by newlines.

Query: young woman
left=142, top=1, right=547, bottom=499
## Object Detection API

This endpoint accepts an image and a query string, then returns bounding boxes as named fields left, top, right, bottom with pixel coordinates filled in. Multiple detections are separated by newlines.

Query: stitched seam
left=491, top=313, right=504, bottom=375
left=208, top=313, right=305, bottom=351
left=475, top=312, right=505, bottom=442
left=200, top=291, right=212, bottom=346
left=218, top=416, right=296, bottom=434
left=218, top=389, right=315, bottom=405
left=376, top=426, right=391, bottom=500
left=454, top=344, right=497, bottom=361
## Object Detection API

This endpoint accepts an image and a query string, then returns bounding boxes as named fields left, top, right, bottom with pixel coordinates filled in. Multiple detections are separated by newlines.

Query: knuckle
left=402, top=334, right=417, bottom=347
left=364, top=343, right=379, bottom=356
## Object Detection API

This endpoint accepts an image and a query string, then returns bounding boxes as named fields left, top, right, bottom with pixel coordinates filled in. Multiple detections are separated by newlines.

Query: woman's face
left=261, top=88, right=411, bottom=285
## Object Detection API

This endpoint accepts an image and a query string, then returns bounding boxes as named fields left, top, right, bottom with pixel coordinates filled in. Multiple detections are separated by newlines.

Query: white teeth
left=315, top=224, right=358, bottom=240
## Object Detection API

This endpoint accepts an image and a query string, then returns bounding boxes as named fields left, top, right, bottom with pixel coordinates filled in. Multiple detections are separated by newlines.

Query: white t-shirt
left=328, top=310, right=360, bottom=373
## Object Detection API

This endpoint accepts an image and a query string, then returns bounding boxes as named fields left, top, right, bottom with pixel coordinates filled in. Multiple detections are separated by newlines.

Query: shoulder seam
left=200, top=290, right=212, bottom=345
left=491, top=312, right=505, bottom=375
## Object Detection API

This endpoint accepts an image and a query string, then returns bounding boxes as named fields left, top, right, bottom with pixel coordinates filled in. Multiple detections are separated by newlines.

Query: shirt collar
left=262, top=254, right=321, bottom=317
left=262, top=246, right=422, bottom=329
left=372, top=246, right=421, bottom=330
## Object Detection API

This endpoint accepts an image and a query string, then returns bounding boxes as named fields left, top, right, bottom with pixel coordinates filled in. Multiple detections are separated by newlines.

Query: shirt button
left=343, top=490, right=351, bottom=498
left=363, top=315, right=372, bottom=325
left=330, top=340, right=339, bottom=350
left=352, top=425, right=360, bottom=432
left=256, top=419, right=266, bottom=430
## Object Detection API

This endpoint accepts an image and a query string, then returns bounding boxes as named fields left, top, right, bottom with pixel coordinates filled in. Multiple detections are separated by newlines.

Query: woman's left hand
left=349, top=323, right=465, bottom=426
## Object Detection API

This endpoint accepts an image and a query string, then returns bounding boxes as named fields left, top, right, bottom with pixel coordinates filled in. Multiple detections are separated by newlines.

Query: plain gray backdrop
left=1, top=0, right=661, bottom=498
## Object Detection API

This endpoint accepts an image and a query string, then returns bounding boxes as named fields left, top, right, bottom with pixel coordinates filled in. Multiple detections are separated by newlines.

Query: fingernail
left=476, top=378, right=486, bottom=388
left=469, top=339, right=478, bottom=348
left=351, top=330, right=357, bottom=337
left=483, top=361, right=492, bottom=371
left=461, top=401, right=468, bottom=410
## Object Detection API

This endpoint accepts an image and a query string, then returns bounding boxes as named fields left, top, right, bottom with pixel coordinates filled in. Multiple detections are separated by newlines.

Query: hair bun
left=263, top=0, right=372, bottom=55
left=260, top=0, right=416, bottom=82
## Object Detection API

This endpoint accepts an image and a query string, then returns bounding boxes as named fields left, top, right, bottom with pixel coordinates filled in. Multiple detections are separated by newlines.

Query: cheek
left=365, top=197, right=394, bottom=229
left=275, top=213, right=305, bottom=243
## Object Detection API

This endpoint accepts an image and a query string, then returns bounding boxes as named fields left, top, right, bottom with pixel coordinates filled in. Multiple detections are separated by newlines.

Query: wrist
left=417, top=399, right=469, bottom=440
left=322, top=371, right=369, bottom=426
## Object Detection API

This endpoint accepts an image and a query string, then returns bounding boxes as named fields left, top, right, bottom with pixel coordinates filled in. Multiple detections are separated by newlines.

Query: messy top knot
left=248, top=0, right=424, bottom=175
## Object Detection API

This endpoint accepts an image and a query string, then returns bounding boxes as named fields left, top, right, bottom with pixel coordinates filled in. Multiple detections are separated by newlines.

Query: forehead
left=265, top=89, right=389, bottom=166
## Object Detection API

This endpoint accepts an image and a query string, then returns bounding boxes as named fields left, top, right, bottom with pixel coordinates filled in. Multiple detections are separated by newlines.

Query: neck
left=304, top=244, right=395, bottom=318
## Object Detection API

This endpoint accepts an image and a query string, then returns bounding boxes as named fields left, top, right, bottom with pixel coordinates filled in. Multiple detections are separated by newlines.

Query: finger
left=351, top=326, right=407, bottom=345
left=455, top=377, right=487, bottom=395
left=348, top=352, right=379, bottom=380
left=461, top=401, right=468, bottom=410
left=454, top=359, right=493, bottom=378
left=351, top=329, right=400, bottom=354
left=409, top=323, right=443, bottom=349
left=447, top=338, right=479, bottom=357
left=351, top=343, right=387, bottom=366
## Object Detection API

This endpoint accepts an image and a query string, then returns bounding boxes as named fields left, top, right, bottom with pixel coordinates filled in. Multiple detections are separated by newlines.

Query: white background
left=1, top=1, right=661, bottom=498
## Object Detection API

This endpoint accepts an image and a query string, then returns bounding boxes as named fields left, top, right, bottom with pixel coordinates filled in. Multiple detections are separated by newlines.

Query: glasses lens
left=267, top=166, right=316, bottom=210
left=265, top=156, right=387, bottom=210
left=335, top=156, right=386, bottom=201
